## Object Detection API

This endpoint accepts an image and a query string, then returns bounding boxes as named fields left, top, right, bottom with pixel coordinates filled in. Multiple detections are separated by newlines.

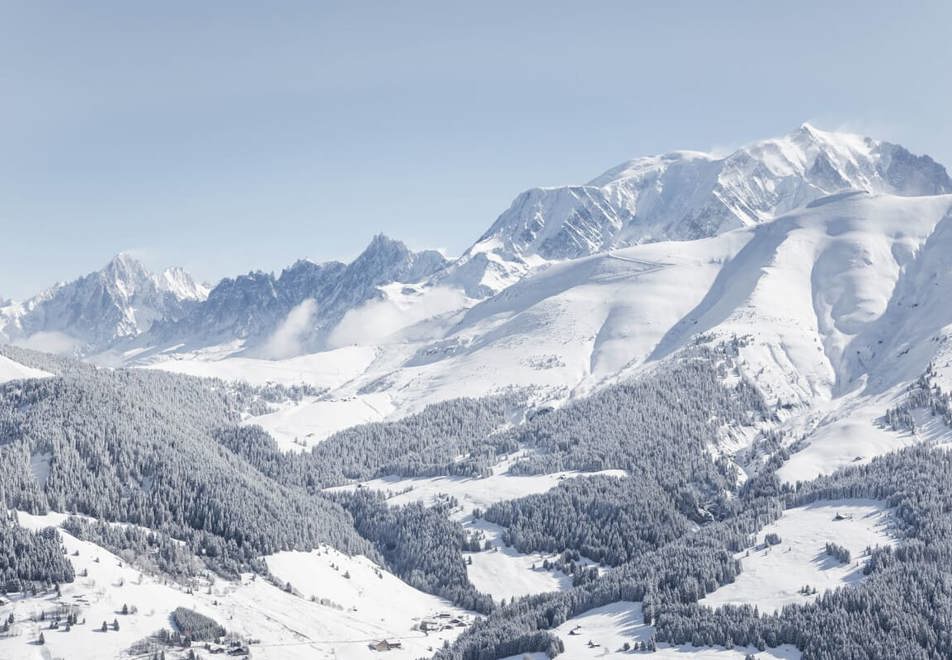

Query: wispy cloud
left=328, top=287, right=466, bottom=348
left=259, top=299, right=317, bottom=359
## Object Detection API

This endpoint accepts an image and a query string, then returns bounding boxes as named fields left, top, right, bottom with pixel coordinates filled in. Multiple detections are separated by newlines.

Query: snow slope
left=328, top=460, right=626, bottom=602
left=774, top=391, right=919, bottom=484
left=326, top=467, right=627, bottom=518
left=501, top=601, right=801, bottom=660
left=144, top=345, right=378, bottom=389
left=652, top=193, right=952, bottom=402
left=847, top=206, right=952, bottom=394
left=264, top=548, right=474, bottom=646
left=251, top=392, right=396, bottom=450
left=0, top=512, right=469, bottom=660
left=702, top=499, right=895, bottom=613
left=0, top=354, right=52, bottom=384
left=232, top=229, right=751, bottom=441
left=463, top=519, right=576, bottom=601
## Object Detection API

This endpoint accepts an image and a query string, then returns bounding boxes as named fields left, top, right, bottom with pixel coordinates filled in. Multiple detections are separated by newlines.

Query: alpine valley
left=3, top=124, right=952, bottom=660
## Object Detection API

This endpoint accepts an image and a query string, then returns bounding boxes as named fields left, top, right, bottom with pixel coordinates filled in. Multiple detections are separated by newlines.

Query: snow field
left=499, top=601, right=801, bottom=660
left=144, top=345, right=379, bottom=389
left=462, top=520, right=576, bottom=601
left=0, top=354, right=52, bottom=384
left=775, top=391, right=916, bottom=484
left=250, top=391, right=396, bottom=451
left=0, top=513, right=469, bottom=660
left=701, top=499, right=895, bottom=613
left=327, top=463, right=625, bottom=603
left=326, top=468, right=627, bottom=519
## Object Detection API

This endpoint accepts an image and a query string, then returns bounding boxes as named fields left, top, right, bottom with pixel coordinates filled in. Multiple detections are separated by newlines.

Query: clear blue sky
left=3, top=1, right=951, bottom=299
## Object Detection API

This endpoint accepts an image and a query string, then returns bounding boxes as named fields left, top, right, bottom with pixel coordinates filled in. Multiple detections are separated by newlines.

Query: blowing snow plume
left=327, top=286, right=466, bottom=348
left=259, top=299, right=317, bottom=359
left=14, top=331, right=84, bottom=355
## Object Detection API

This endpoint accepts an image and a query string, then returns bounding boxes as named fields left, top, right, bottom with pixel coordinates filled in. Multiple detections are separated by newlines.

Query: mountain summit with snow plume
left=445, top=124, right=952, bottom=296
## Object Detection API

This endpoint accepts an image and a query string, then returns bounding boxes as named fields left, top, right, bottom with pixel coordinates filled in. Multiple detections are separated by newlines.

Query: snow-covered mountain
left=5, top=123, right=952, bottom=660
left=130, top=126, right=952, bottom=476
left=142, top=188, right=952, bottom=501
left=0, top=237, right=447, bottom=358
left=6, top=125, right=952, bottom=438
left=0, top=253, right=208, bottom=354
left=445, top=124, right=952, bottom=296
left=143, top=234, right=449, bottom=355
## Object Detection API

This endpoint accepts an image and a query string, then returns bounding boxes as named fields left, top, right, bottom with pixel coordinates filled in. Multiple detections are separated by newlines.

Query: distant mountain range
left=0, top=253, right=208, bottom=353
left=3, top=124, right=951, bottom=421
left=1, top=235, right=449, bottom=357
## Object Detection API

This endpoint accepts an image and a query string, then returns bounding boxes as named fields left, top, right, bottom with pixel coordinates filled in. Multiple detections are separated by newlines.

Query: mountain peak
left=97, top=253, right=207, bottom=303
left=99, top=252, right=157, bottom=301
left=795, top=121, right=825, bottom=139
left=108, top=250, right=139, bottom=265
left=104, top=251, right=147, bottom=274
left=0, top=252, right=207, bottom=352
left=349, top=234, right=448, bottom=285
left=362, top=233, right=409, bottom=254
left=446, top=124, right=952, bottom=297
left=790, top=121, right=862, bottom=144
left=160, top=266, right=209, bottom=301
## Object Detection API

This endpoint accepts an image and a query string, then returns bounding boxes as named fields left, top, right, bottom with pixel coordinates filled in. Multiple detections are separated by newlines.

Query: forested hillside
left=4, top=340, right=952, bottom=659
left=0, top=347, right=374, bottom=576
left=436, top=438, right=952, bottom=660
left=0, top=511, right=73, bottom=592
